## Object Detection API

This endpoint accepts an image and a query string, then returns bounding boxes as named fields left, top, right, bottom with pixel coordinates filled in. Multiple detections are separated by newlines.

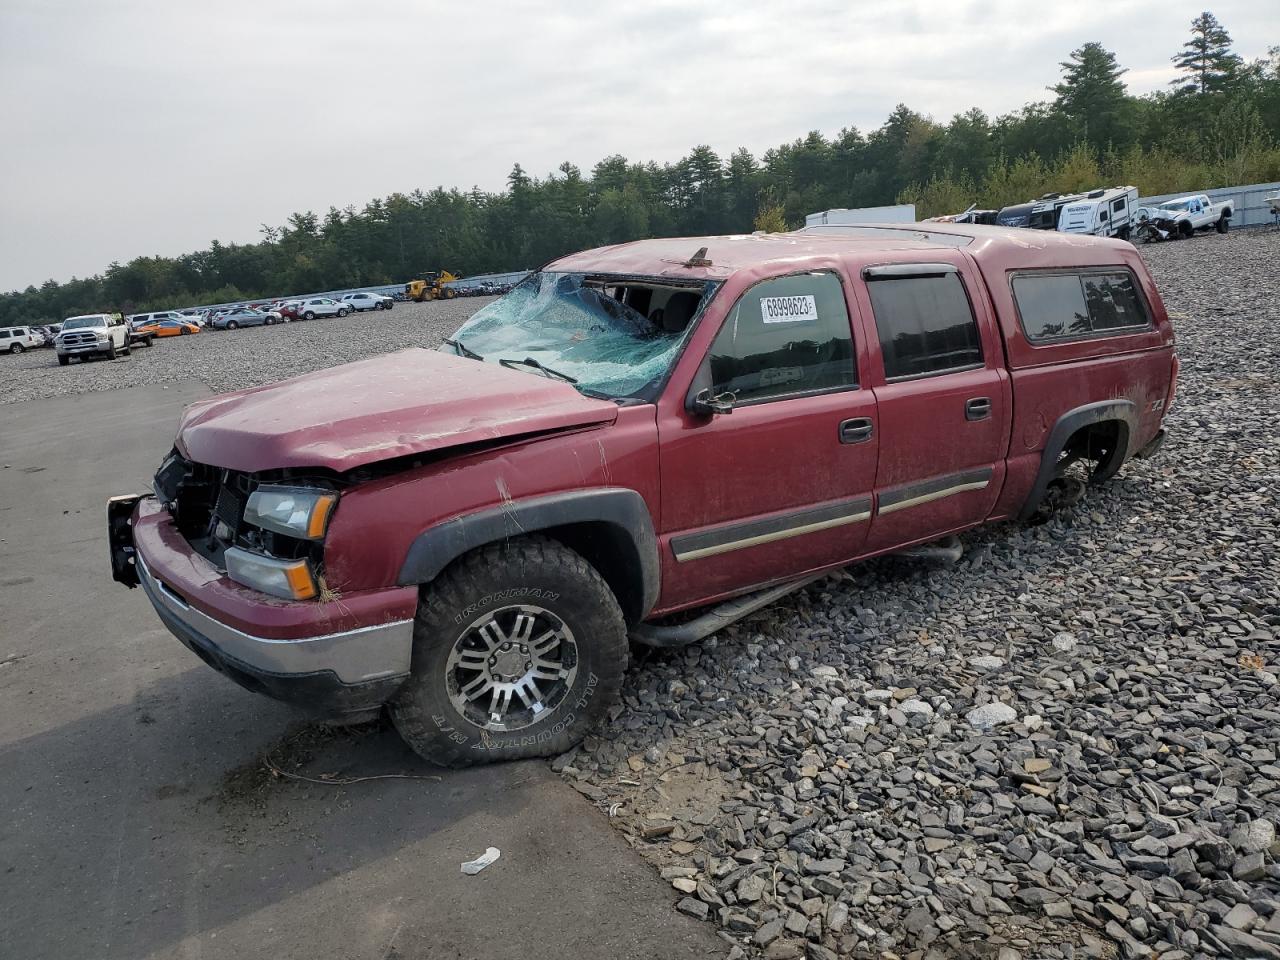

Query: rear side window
left=865, top=271, right=983, bottom=380
left=1013, top=271, right=1149, bottom=342
left=706, top=271, right=855, bottom=404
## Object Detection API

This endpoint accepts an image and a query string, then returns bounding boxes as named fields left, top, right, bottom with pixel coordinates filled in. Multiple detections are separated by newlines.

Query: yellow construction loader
left=404, top=270, right=461, bottom=302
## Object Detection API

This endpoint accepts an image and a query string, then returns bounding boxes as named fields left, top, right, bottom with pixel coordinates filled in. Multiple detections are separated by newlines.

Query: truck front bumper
left=110, top=495, right=418, bottom=716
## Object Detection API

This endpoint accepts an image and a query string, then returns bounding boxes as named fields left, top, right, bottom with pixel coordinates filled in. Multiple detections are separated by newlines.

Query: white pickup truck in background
left=1135, top=194, right=1233, bottom=241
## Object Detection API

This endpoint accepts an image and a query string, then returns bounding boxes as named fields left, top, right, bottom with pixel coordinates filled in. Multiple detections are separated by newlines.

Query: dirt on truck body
left=108, top=222, right=1176, bottom=766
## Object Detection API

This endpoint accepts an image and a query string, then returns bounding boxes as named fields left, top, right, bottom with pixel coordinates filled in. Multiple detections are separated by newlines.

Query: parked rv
left=1028, top=193, right=1086, bottom=230
left=995, top=203, right=1035, bottom=228
left=1057, top=186, right=1140, bottom=240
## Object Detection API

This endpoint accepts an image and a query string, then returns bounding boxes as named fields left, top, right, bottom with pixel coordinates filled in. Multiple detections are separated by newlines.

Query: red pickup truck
left=108, top=223, right=1175, bottom=766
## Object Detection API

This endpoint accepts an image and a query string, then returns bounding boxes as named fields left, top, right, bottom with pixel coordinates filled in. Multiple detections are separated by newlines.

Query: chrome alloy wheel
left=445, top=604, right=579, bottom=732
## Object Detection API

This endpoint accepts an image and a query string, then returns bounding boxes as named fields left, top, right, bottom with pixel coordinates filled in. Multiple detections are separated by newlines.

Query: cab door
left=852, top=258, right=1011, bottom=554
left=655, top=266, right=879, bottom=610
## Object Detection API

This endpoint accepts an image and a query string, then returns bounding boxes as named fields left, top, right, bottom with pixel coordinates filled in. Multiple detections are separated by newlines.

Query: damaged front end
left=150, top=450, right=340, bottom=601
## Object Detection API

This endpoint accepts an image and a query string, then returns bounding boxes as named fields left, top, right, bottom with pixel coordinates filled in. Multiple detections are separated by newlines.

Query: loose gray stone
left=965, top=702, right=1018, bottom=730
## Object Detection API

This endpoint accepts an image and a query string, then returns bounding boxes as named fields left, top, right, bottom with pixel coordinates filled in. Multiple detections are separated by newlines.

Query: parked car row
left=7, top=288, right=403, bottom=360
left=927, top=187, right=1233, bottom=244
left=0, top=325, right=47, bottom=353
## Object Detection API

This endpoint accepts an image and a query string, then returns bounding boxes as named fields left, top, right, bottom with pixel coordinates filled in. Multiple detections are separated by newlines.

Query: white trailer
left=1057, top=186, right=1140, bottom=240
left=805, top=204, right=916, bottom=227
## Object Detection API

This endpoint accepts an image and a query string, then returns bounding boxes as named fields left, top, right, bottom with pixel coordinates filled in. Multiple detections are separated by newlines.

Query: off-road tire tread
left=391, top=536, right=628, bottom=768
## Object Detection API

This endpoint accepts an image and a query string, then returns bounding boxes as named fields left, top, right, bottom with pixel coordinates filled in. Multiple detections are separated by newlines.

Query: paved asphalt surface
left=0, top=380, right=723, bottom=960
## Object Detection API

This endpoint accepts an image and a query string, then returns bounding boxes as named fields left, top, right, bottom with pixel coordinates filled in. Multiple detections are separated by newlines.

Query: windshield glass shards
left=443, top=272, right=715, bottom=399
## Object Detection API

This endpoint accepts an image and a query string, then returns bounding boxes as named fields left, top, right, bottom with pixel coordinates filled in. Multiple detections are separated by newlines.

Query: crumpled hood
left=176, top=348, right=619, bottom=473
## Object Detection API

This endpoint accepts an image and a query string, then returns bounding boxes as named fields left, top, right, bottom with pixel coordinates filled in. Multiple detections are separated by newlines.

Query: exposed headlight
left=244, top=486, right=336, bottom=540
left=225, top=547, right=317, bottom=600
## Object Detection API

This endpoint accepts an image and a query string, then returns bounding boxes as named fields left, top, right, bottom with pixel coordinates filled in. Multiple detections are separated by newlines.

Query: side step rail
left=630, top=572, right=828, bottom=649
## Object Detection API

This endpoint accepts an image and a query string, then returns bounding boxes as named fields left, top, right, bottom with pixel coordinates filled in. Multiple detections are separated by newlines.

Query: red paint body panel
left=175, top=348, right=618, bottom=473
left=152, top=224, right=1174, bottom=627
left=132, top=497, right=419, bottom=638
left=323, top=405, right=660, bottom=593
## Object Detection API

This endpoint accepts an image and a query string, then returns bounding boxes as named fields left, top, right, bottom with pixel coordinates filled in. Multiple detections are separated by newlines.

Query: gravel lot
left=0, top=297, right=494, bottom=405
left=4, top=233, right=1277, bottom=959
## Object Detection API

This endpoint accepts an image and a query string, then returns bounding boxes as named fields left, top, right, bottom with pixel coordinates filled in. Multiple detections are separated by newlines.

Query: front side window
left=1012, top=270, right=1149, bottom=342
left=865, top=270, right=983, bottom=380
left=704, top=271, right=855, bottom=404
left=448, top=271, right=715, bottom=400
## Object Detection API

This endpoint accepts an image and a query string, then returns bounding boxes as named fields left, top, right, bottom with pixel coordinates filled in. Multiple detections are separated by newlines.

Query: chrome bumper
left=137, top=553, right=414, bottom=685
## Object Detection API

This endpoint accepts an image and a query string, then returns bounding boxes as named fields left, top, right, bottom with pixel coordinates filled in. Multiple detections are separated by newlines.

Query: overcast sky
left=0, top=0, right=1273, bottom=291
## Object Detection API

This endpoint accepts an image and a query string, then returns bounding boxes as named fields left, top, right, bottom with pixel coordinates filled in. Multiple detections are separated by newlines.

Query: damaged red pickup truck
left=109, top=223, right=1175, bottom=765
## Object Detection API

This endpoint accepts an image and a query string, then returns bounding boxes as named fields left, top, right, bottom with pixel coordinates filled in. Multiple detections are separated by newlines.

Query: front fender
left=396, top=487, right=660, bottom=619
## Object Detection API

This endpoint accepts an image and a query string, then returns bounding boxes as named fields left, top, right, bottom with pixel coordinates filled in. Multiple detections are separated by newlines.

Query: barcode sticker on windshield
left=760, top=295, right=817, bottom=324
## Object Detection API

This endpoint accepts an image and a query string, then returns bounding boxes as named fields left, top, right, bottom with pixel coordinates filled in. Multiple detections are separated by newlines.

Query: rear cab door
left=848, top=251, right=1012, bottom=554
left=653, top=258, right=880, bottom=611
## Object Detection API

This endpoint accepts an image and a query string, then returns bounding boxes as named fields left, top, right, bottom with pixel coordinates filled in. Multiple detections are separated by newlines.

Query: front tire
left=391, top=537, right=628, bottom=767
left=1216, top=215, right=1229, bottom=234
left=58, top=354, right=69, bottom=366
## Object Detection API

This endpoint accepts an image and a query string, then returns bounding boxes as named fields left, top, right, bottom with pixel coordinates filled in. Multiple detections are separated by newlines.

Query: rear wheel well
left=1061, top=419, right=1128, bottom=484
left=1018, top=410, right=1133, bottom=523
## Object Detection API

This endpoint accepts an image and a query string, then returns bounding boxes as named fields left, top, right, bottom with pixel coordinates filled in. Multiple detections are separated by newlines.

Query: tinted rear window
left=1013, top=271, right=1149, bottom=342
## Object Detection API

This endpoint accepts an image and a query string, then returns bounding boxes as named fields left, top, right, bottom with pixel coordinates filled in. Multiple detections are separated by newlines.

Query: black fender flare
left=1017, top=400, right=1137, bottom=522
left=396, top=487, right=660, bottom=621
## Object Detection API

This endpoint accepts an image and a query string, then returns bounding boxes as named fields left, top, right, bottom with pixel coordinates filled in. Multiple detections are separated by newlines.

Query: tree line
left=3, top=12, right=1277, bottom=327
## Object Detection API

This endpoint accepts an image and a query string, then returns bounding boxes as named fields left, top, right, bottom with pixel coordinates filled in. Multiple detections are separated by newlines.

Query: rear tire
left=227, top=320, right=239, bottom=330
left=10, top=343, right=21, bottom=354
left=303, top=311, right=315, bottom=321
left=391, top=536, right=628, bottom=767
left=122, top=338, right=131, bottom=356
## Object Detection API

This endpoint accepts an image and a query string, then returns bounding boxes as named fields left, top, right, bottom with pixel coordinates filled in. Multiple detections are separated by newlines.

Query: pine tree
left=1051, top=43, right=1131, bottom=149
left=1171, top=12, right=1243, bottom=94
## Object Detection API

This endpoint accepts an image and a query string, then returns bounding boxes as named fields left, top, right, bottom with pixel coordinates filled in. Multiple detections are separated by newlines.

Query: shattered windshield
left=444, top=272, right=715, bottom=399
left=1159, top=199, right=1192, bottom=211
